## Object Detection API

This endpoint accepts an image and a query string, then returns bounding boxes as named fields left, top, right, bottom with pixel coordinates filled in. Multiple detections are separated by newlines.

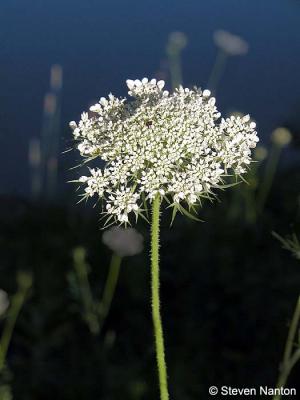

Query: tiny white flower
left=90, top=104, right=101, bottom=113
left=69, top=121, right=77, bottom=130
left=100, top=97, right=108, bottom=106
left=157, top=80, right=165, bottom=90
left=126, top=79, right=135, bottom=90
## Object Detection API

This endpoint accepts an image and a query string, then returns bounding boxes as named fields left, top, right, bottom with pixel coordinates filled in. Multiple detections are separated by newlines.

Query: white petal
left=100, top=97, right=108, bottom=106
left=157, top=80, right=165, bottom=90
left=90, top=104, right=101, bottom=112
left=134, top=79, right=142, bottom=87
left=126, top=79, right=135, bottom=90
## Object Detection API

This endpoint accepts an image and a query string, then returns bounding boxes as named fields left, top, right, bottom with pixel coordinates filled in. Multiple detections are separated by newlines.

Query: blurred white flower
left=213, top=30, right=249, bottom=56
left=254, top=146, right=268, bottom=161
left=167, top=31, right=188, bottom=53
left=71, top=78, right=258, bottom=224
left=102, top=226, right=144, bottom=257
left=0, top=289, right=9, bottom=316
left=271, top=127, right=292, bottom=147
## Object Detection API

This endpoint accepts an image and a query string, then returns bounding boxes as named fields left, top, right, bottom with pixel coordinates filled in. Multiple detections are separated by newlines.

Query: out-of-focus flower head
left=71, top=79, right=258, bottom=224
left=0, top=289, right=9, bottom=316
left=17, top=271, right=33, bottom=291
left=254, top=145, right=268, bottom=162
left=166, top=31, right=188, bottom=55
left=271, top=127, right=292, bottom=147
left=73, top=247, right=87, bottom=264
left=102, top=226, right=144, bottom=257
left=213, top=30, right=249, bottom=56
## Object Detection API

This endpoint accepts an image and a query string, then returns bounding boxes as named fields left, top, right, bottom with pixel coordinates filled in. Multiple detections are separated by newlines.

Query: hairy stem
left=151, top=196, right=169, bottom=400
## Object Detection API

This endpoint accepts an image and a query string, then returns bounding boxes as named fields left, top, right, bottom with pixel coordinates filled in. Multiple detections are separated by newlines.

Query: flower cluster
left=70, top=78, right=258, bottom=224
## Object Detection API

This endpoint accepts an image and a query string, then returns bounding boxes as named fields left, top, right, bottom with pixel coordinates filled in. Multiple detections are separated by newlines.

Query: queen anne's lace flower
left=70, top=78, right=258, bottom=224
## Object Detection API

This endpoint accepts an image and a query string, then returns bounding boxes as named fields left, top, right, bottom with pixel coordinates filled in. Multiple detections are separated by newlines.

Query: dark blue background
left=1, top=0, right=300, bottom=195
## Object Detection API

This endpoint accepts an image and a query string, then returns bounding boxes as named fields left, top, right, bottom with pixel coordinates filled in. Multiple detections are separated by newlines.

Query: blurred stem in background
left=98, top=254, right=122, bottom=333
left=274, top=297, right=300, bottom=400
left=273, top=231, right=300, bottom=400
left=72, top=247, right=100, bottom=334
left=151, top=196, right=169, bottom=400
left=257, top=128, right=292, bottom=215
left=0, top=272, right=32, bottom=372
left=207, top=50, right=228, bottom=94
left=28, top=138, right=42, bottom=201
left=39, top=65, right=63, bottom=202
left=228, top=126, right=292, bottom=225
left=166, top=32, right=187, bottom=90
left=243, top=146, right=268, bottom=224
left=208, top=30, right=248, bottom=94
left=71, top=228, right=143, bottom=335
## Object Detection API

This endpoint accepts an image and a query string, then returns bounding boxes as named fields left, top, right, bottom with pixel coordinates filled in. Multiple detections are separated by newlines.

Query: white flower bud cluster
left=70, top=78, right=258, bottom=224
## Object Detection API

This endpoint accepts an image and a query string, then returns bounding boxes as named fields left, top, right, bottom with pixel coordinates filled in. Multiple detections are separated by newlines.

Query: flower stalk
left=274, top=296, right=300, bottom=400
left=0, top=273, right=32, bottom=372
left=151, top=195, right=169, bottom=400
left=98, top=253, right=122, bottom=330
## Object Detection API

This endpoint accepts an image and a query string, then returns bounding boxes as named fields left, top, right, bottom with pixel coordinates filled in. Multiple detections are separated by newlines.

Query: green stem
left=274, top=349, right=300, bottom=400
left=207, top=50, right=228, bottom=94
left=73, top=249, right=100, bottom=334
left=168, top=53, right=182, bottom=90
left=99, top=254, right=122, bottom=329
left=283, top=297, right=300, bottom=365
left=151, top=196, right=169, bottom=400
left=257, top=144, right=281, bottom=213
left=0, top=287, right=29, bottom=371
left=273, top=297, right=300, bottom=400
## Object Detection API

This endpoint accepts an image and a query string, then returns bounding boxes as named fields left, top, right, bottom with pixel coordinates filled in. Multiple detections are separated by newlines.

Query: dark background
left=1, top=0, right=300, bottom=399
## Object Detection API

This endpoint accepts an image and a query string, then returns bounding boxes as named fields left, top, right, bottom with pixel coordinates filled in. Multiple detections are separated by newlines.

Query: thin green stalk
left=273, top=297, right=300, bottom=400
left=73, top=248, right=99, bottom=333
left=151, top=196, right=169, bottom=400
left=168, top=53, right=182, bottom=91
left=283, top=297, right=300, bottom=365
left=0, top=285, right=30, bottom=372
left=274, top=349, right=300, bottom=400
left=207, top=50, right=228, bottom=94
left=244, top=165, right=259, bottom=224
left=98, top=254, right=122, bottom=330
left=257, top=143, right=281, bottom=213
